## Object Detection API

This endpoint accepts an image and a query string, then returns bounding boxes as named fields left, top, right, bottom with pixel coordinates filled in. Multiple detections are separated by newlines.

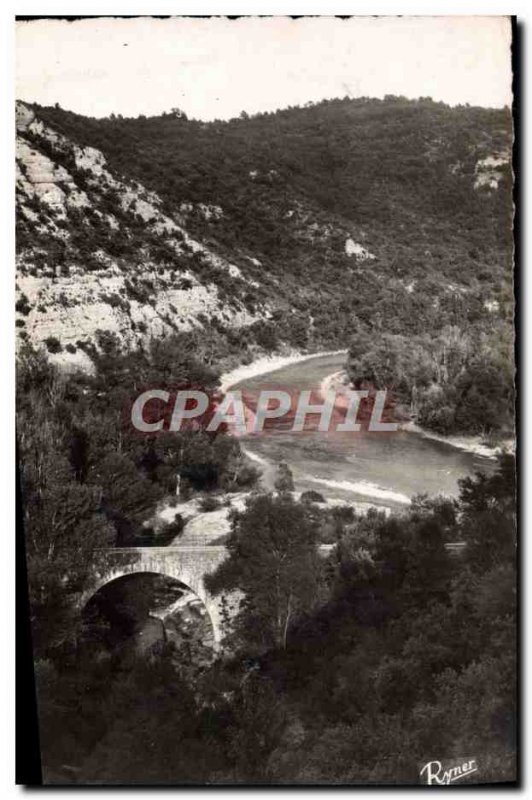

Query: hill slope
left=16, top=97, right=514, bottom=434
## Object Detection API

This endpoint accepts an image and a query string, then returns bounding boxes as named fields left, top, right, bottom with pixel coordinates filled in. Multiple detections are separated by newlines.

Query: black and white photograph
left=14, top=14, right=516, bottom=786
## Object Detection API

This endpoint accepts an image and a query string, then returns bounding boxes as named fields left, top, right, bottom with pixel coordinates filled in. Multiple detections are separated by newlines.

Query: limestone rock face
left=15, top=101, right=35, bottom=131
left=15, top=102, right=265, bottom=367
left=474, top=150, right=511, bottom=191
left=344, top=237, right=375, bottom=261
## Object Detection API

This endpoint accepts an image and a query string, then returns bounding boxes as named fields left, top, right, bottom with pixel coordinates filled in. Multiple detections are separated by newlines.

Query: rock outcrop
left=15, top=101, right=264, bottom=367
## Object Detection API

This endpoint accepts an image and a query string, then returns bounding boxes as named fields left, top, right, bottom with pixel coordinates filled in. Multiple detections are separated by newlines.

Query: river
left=230, top=352, right=495, bottom=512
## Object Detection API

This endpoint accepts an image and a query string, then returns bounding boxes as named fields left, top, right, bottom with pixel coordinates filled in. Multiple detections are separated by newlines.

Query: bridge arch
left=80, top=547, right=230, bottom=651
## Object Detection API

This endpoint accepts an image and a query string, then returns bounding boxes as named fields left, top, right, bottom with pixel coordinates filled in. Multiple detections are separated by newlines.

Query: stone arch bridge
left=82, top=544, right=335, bottom=651
left=82, top=546, right=230, bottom=650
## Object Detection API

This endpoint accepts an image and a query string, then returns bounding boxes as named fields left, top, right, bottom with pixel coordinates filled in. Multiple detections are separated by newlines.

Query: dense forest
left=22, top=96, right=515, bottom=437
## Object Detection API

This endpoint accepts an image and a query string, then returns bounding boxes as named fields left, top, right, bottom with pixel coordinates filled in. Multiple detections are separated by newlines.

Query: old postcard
left=15, top=15, right=516, bottom=786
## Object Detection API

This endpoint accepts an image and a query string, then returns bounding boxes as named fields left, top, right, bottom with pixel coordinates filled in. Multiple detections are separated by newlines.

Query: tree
left=225, top=673, right=286, bottom=782
left=87, top=452, right=164, bottom=544
left=458, top=453, right=516, bottom=571
left=206, top=493, right=320, bottom=650
left=274, top=462, right=294, bottom=494
left=17, top=346, right=115, bottom=656
left=23, top=465, right=115, bottom=656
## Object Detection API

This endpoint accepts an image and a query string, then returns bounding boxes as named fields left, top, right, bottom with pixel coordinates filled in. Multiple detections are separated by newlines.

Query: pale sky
left=16, top=16, right=513, bottom=120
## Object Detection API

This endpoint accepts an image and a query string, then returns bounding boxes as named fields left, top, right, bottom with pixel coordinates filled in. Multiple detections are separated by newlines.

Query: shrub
left=199, top=495, right=220, bottom=513
left=76, top=339, right=98, bottom=359
left=235, top=464, right=261, bottom=488
left=125, top=280, right=153, bottom=304
left=301, top=490, right=326, bottom=504
left=100, top=292, right=126, bottom=309
left=161, top=515, right=184, bottom=541
left=15, top=294, right=31, bottom=316
left=44, top=336, right=62, bottom=354
left=253, top=320, right=278, bottom=351
left=65, top=343, right=77, bottom=354
left=95, top=329, right=121, bottom=356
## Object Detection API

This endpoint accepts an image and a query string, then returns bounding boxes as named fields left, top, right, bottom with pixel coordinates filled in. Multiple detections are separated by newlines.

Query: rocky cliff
left=16, top=96, right=514, bottom=369
left=16, top=102, right=263, bottom=369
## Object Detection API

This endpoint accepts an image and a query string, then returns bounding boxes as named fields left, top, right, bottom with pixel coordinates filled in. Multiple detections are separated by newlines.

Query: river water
left=231, top=352, right=495, bottom=512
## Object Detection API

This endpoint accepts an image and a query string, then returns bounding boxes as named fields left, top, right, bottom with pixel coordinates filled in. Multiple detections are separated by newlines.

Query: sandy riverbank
left=320, top=368, right=515, bottom=460
left=220, top=348, right=347, bottom=393
left=155, top=486, right=388, bottom=547
left=400, top=420, right=515, bottom=460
